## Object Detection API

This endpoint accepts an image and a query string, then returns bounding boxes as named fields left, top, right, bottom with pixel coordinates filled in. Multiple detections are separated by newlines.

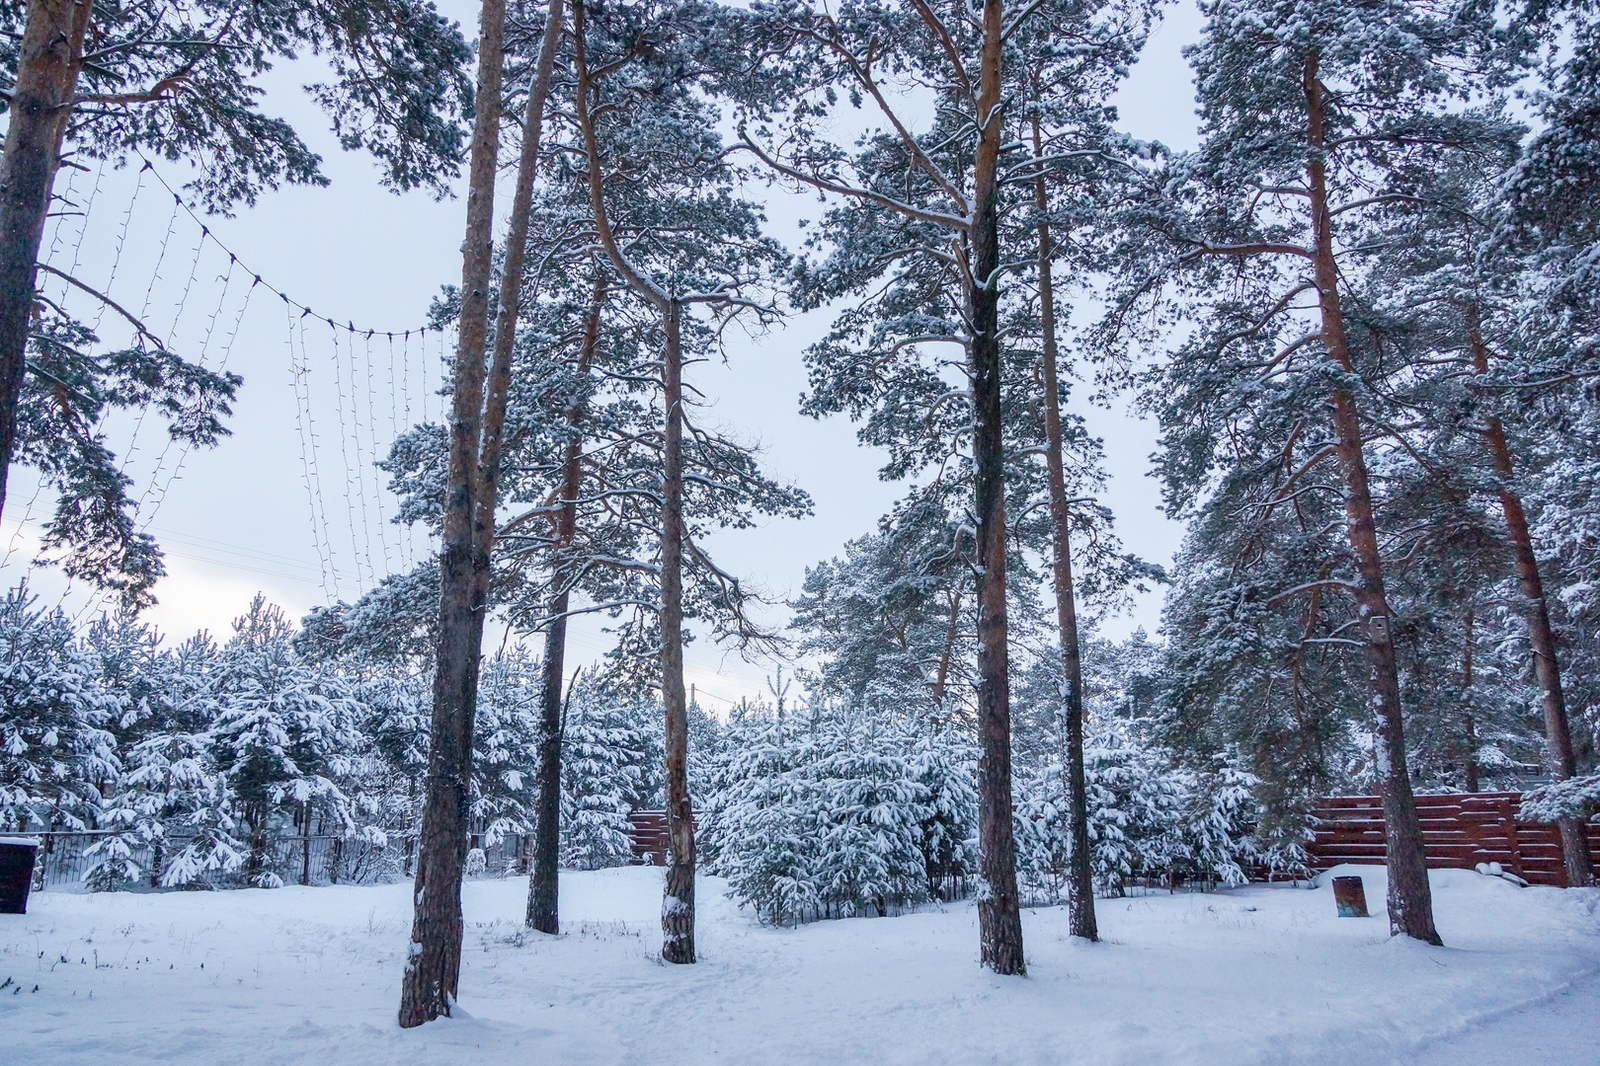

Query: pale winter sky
left=0, top=1, right=1205, bottom=712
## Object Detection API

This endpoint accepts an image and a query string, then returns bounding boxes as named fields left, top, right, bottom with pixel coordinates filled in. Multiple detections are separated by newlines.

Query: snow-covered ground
left=3, top=864, right=1597, bottom=1065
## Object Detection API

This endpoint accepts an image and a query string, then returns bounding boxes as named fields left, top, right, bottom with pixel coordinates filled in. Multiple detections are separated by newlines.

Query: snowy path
left=1404, top=967, right=1600, bottom=1066
left=3, top=864, right=1597, bottom=1065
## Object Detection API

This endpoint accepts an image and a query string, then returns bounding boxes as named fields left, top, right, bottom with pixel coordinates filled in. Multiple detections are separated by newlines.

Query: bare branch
left=36, top=264, right=170, bottom=351
left=735, top=132, right=970, bottom=231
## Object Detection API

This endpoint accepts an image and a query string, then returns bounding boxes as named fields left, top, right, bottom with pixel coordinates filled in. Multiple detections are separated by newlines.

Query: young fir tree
left=470, top=649, right=545, bottom=856
left=702, top=694, right=977, bottom=924
left=558, top=674, right=657, bottom=871
left=79, top=610, right=236, bottom=888
left=0, top=582, right=114, bottom=833
left=208, top=595, right=364, bottom=887
left=105, top=632, right=245, bottom=888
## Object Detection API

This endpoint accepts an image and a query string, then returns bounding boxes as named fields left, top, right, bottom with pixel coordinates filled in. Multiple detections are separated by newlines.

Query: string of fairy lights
left=6, top=151, right=451, bottom=619
left=0, top=152, right=779, bottom=706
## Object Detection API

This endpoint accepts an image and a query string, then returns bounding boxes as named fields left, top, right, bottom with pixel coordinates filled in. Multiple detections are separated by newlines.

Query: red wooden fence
left=628, top=811, right=668, bottom=866
left=1306, top=792, right=1600, bottom=887
left=630, top=797, right=1600, bottom=885
left=628, top=810, right=695, bottom=866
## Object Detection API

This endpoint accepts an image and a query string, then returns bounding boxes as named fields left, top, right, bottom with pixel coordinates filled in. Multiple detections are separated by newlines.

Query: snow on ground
left=3, top=864, right=1598, bottom=1065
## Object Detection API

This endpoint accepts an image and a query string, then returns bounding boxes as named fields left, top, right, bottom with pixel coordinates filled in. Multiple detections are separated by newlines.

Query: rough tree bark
left=398, top=0, right=509, bottom=1027
left=1462, top=609, right=1480, bottom=795
left=1031, top=120, right=1097, bottom=943
left=528, top=268, right=604, bottom=934
left=0, top=0, right=94, bottom=523
left=477, top=0, right=565, bottom=535
left=1467, top=328, right=1594, bottom=886
left=658, top=301, right=696, bottom=964
left=573, top=4, right=696, bottom=961
left=1304, top=52, right=1439, bottom=944
left=478, top=0, right=568, bottom=936
left=970, top=0, right=1026, bottom=976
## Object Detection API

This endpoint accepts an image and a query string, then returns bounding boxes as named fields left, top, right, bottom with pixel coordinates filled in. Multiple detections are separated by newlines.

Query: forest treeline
left=1, top=585, right=1263, bottom=914
left=2, top=0, right=1598, bottom=1022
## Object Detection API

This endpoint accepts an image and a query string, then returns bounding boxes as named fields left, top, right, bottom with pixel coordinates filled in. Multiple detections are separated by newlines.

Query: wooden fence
left=631, top=796, right=1600, bottom=886
left=1307, top=792, right=1600, bottom=887
left=627, top=810, right=684, bottom=866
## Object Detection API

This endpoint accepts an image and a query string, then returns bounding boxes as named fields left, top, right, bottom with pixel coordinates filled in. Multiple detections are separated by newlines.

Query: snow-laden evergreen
left=702, top=699, right=977, bottom=925
left=0, top=583, right=686, bottom=891
left=559, top=676, right=659, bottom=870
left=0, top=584, right=116, bottom=834
left=1014, top=721, right=1268, bottom=902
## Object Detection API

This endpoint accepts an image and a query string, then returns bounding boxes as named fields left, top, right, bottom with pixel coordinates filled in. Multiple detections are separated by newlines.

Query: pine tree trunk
left=660, top=300, right=697, bottom=965
left=527, top=268, right=603, bottom=934
left=1304, top=52, right=1440, bottom=945
left=1032, top=134, right=1096, bottom=943
left=970, top=0, right=1025, bottom=976
left=475, top=0, right=564, bottom=542
left=573, top=5, right=696, bottom=962
left=1463, top=609, right=1480, bottom=794
left=497, top=0, right=570, bottom=936
left=399, top=0, right=509, bottom=1028
left=1464, top=334, right=1593, bottom=885
left=0, top=0, right=93, bottom=523
left=529, top=590, right=569, bottom=932
left=300, top=802, right=312, bottom=886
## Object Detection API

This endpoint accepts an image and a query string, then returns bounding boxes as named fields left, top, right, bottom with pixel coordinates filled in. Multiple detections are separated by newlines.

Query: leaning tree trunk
left=528, top=268, right=603, bottom=934
left=1305, top=53, right=1439, bottom=944
left=659, top=300, right=697, bottom=964
left=969, top=0, right=1025, bottom=976
left=477, top=0, right=564, bottom=539
left=1032, top=127, right=1097, bottom=943
left=1467, top=328, right=1594, bottom=886
left=398, top=0, right=509, bottom=1028
left=465, top=0, right=567, bottom=935
left=0, top=0, right=94, bottom=522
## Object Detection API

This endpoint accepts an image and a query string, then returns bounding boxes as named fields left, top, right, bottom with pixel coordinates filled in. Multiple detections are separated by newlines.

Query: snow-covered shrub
left=705, top=703, right=974, bottom=924
left=560, top=680, right=655, bottom=870
left=0, top=585, right=116, bottom=834
left=472, top=652, right=542, bottom=849
left=1015, top=724, right=1261, bottom=900
left=208, top=596, right=365, bottom=884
